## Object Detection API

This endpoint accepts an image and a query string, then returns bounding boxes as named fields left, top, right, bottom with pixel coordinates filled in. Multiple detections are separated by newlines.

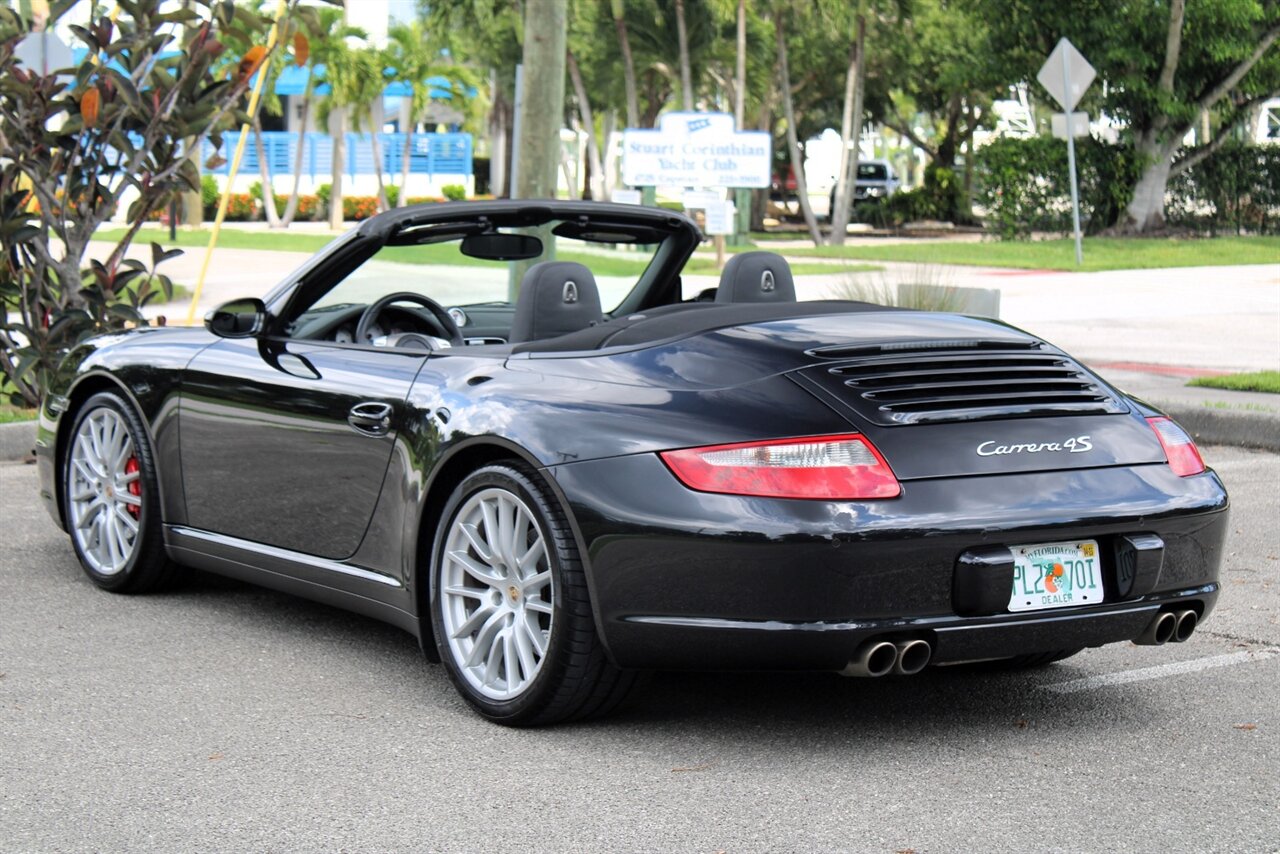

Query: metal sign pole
left=1062, top=49, right=1084, bottom=266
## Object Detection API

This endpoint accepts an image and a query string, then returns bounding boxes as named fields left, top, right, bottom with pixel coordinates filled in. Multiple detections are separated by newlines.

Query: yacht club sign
left=622, top=112, right=772, bottom=188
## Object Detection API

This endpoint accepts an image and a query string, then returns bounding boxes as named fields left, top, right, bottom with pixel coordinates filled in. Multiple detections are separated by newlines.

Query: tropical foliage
left=0, top=0, right=276, bottom=406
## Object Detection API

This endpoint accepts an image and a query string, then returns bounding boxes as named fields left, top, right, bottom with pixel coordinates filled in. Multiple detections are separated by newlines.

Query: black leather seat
left=508, top=261, right=604, bottom=343
left=715, top=251, right=796, bottom=303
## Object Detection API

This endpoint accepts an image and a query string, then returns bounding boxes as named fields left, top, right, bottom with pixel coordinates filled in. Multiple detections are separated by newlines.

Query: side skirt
left=165, top=525, right=420, bottom=638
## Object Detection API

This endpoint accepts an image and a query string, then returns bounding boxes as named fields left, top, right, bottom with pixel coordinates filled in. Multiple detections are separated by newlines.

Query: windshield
left=857, top=163, right=889, bottom=181
left=311, top=226, right=662, bottom=315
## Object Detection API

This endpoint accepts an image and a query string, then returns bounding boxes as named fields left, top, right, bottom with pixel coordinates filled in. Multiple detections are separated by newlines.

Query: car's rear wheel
left=63, top=391, right=178, bottom=593
left=431, top=462, right=636, bottom=725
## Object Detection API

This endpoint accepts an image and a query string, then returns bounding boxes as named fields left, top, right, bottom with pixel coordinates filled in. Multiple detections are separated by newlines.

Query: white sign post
left=1037, top=38, right=1096, bottom=266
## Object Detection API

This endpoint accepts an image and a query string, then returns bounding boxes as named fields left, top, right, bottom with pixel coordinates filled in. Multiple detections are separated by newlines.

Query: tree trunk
left=675, top=0, right=693, bottom=110
left=601, top=111, right=618, bottom=197
left=368, top=130, right=390, bottom=212
left=611, top=0, right=640, bottom=128
left=398, top=124, right=414, bottom=207
left=774, top=15, right=822, bottom=246
left=252, top=115, right=282, bottom=228
left=567, top=51, right=604, bottom=200
left=511, top=0, right=568, bottom=299
left=1123, top=139, right=1176, bottom=232
left=828, top=13, right=864, bottom=246
left=734, top=0, right=745, bottom=128
left=490, top=73, right=509, bottom=198
left=513, top=0, right=567, bottom=200
left=329, top=108, right=346, bottom=230
left=280, top=68, right=314, bottom=226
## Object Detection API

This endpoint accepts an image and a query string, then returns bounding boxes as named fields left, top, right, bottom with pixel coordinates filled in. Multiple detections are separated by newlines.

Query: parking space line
left=1044, top=647, right=1280, bottom=694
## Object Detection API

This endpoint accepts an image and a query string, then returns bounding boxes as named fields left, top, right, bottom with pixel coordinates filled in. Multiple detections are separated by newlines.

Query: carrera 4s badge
left=976, top=435, right=1093, bottom=456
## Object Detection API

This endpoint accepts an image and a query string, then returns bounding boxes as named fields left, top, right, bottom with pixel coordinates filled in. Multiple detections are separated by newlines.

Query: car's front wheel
left=63, top=391, right=178, bottom=593
left=430, top=462, right=636, bottom=725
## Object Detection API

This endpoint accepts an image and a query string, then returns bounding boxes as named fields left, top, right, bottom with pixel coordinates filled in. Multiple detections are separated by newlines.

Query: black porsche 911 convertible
left=36, top=200, right=1228, bottom=725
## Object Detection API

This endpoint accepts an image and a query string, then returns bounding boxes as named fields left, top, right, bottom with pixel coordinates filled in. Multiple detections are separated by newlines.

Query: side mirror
left=205, top=298, right=267, bottom=339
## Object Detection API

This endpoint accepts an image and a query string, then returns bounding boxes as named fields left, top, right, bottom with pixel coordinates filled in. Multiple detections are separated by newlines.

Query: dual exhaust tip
left=841, top=639, right=931, bottom=678
left=1135, top=609, right=1198, bottom=646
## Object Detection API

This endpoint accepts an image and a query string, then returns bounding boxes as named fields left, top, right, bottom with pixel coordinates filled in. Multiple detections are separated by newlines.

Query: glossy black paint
left=36, top=200, right=1230, bottom=676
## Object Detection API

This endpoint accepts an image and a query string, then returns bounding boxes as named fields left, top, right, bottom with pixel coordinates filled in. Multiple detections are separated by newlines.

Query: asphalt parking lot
left=2, top=446, right=1278, bottom=852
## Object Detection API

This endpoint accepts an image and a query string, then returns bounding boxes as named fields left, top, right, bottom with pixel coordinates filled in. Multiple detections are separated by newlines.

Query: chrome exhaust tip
left=840, top=640, right=899, bottom=678
left=1172, top=609, right=1198, bottom=643
left=1135, top=611, right=1177, bottom=646
left=892, top=639, right=932, bottom=676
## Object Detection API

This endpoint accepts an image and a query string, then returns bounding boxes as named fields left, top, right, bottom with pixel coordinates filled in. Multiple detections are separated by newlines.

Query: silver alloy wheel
left=440, top=487, right=554, bottom=701
left=67, top=407, right=142, bottom=576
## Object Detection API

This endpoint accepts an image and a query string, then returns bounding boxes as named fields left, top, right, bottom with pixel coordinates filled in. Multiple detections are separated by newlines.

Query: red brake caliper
left=125, top=457, right=141, bottom=518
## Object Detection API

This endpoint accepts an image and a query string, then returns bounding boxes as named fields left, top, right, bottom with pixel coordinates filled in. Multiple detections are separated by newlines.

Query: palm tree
left=279, top=5, right=337, bottom=227
left=385, top=21, right=475, bottom=207
left=772, top=3, right=822, bottom=244
left=344, top=46, right=393, bottom=212
left=610, top=0, right=640, bottom=128
left=316, top=25, right=371, bottom=227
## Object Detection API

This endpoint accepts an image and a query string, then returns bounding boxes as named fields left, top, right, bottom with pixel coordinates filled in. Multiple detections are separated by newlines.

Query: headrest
left=508, top=261, right=603, bottom=343
left=715, top=251, right=796, bottom=303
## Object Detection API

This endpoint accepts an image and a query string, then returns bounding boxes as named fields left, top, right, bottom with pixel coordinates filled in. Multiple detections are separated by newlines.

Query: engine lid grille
left=797, top=346, right=1128, bottom=425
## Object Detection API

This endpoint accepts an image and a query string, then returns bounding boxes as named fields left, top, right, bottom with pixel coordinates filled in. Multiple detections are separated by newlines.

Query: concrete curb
left=0, top=419, right=36, bottom=462
left=1152, top=400, right=1280, bottom=453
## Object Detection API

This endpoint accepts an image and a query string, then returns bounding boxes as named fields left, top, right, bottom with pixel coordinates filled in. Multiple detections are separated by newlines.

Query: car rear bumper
left=548, top=454, right=1229, bottom=670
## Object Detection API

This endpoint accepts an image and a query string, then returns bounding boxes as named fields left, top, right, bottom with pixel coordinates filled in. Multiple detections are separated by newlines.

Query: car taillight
left=1146, top=416, right=1206, bottom=477
left=659, top=433, right=901, bottom=500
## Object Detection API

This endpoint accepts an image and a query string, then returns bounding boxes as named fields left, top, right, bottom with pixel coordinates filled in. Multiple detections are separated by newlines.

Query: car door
left=178, top=337, right=427, bottom=561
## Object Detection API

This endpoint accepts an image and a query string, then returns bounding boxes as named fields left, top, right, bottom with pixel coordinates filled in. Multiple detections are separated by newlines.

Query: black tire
left=430, top=461, right=637, bottom=726
left=62, top=391, right=179, bottom=593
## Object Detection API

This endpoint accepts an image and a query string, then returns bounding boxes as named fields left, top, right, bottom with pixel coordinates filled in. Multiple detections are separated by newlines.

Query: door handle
left=348, top=402, right=393, bottom=436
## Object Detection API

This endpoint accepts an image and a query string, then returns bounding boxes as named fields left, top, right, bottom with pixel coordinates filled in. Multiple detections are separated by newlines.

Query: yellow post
left=184, top=0, right=289, bottom=326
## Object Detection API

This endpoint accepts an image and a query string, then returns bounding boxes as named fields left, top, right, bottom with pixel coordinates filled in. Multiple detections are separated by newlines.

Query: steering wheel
left=355, top=292, right=464, bottom=349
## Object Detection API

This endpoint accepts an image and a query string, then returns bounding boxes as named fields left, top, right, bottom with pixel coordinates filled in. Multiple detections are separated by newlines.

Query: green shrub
left=200, top=174, right=220, bottom=217
left=1167, top=142, right=1280, bottom=236
left=441, top=183, right=467, bottom=202
left=975, top=137, right=1145, bottom=239
left=385, top=185, right=399, bottom=208
left=316, top=183, right=331, bottom=206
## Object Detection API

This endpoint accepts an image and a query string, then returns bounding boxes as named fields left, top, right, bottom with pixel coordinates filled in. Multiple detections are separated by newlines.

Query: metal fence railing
left=201, top=131, right=473, bottom=182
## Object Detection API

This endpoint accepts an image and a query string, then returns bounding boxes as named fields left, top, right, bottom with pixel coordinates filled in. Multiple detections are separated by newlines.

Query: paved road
left=2, top=447, right=1278, bottom=852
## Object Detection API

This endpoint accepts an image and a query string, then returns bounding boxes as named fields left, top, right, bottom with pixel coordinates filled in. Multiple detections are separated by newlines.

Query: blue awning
left=69, top=48, right=462, bottom=100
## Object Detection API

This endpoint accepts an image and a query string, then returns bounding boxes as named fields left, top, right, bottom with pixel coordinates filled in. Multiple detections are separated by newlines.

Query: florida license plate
left=1008, top=540, right=1104, bottom=612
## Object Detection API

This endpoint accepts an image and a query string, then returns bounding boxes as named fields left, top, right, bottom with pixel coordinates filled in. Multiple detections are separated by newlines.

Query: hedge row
left=195, top=176, right=470, bottom=222
left=974, top=137, right=1280, bottom=239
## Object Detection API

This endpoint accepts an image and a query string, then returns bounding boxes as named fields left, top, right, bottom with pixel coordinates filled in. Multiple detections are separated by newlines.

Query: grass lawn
left=1188, top=370, right=1280, bottom=394
left=777, top=235, right=1280, bottom=272
left=96, top=226, right=1278, bottom=273
left=0, top=403, right=37, bottom=423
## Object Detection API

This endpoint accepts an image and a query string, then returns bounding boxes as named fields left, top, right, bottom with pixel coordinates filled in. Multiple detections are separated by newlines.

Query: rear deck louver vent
left=800, top=347, right=1127, bottom=425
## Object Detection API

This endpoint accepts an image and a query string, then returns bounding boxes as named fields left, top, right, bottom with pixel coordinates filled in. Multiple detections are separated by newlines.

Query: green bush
left=972, top=136, right=1279, bottom=239
left=316, top=183, right=332, bottom=206
left=975, top=137, right=1145, bottom=239
left=441, top=183, right=467, bottom=202
left=200, top=174, right=220, bottom=217
left=1167, top=142, right=1280, bottom=236
left=385, top=185, right=400, bottom=208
